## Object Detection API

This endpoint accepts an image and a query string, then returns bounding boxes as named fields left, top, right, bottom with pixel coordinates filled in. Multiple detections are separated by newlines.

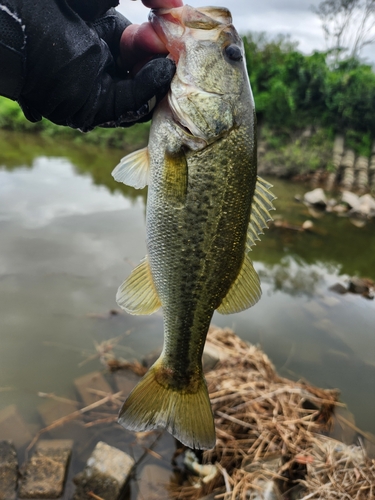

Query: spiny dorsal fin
left=247, top=176, right=276, bottom=250
left=217, top=254, right=261, bottom=314
left=116, top=256, right=161, bottom=315
left=112, top=147, right=150, bottom=189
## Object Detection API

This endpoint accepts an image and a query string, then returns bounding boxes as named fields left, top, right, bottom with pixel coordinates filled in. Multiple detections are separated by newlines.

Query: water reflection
left=0, top=131, right=374, bottom=450
left=258, top=257, right=325, bottom=297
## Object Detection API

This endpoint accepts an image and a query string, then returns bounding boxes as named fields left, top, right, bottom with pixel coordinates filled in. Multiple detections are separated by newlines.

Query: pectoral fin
left=217, top=254, right=261, bottom=314
left=112, top=147, right=150, bottom=189
left=163, top=150, right=188, bottom=206
left=116, top=256, right=161, bottom=315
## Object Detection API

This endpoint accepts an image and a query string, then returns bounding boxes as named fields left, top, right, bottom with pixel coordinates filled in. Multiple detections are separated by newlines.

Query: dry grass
left=172, top=327, right=375, bottom=499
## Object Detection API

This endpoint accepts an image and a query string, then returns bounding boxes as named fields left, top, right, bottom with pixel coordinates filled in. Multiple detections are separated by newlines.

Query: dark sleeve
left=0, top=1, right=26, bottom=100
left=0, top=0, right=129, bottom=128
left=0, top=0, right=175, bottom=131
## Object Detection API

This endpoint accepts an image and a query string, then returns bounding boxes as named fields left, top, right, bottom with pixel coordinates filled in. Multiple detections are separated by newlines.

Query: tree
left=313, top=0, right=375, bottom=60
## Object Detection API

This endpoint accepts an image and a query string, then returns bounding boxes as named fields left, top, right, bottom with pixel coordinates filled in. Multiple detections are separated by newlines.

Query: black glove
left=0, top=0, right=175, bottom=131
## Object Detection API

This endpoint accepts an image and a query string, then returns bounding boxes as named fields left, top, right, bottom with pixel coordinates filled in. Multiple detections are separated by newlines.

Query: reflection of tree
left=258, top=258, right=325, bottom=297
left=0, top=130, right=145, bottom=202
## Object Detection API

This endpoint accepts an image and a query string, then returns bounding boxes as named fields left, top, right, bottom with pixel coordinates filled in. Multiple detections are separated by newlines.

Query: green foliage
left=243, top=32, right=375, bottom=152
left=0, top=96, right=150, bottom=150
left=0, top=34, right=374, bottom=158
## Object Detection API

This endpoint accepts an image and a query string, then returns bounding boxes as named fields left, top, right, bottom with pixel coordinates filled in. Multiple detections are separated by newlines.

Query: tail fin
left=117, top=358, right=216, bottom=450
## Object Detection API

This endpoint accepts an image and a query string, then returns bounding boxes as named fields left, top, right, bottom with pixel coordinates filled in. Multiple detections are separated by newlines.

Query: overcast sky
left=117, top=0, right=374, bottom=62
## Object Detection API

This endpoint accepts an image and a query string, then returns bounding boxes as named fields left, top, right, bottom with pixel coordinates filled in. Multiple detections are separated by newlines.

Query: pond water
left=0, top=130, right=374, bottom=495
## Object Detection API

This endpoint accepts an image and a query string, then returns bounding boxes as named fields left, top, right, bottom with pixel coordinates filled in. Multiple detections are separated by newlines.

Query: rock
left=341, top=149, right=355, bottom=169
left=113, top=369, right=140, bottom=398
left=18, top=440, right=73, bottom=499
left=74, top=372, right=113, bottom=406
left=303, top=188, right=327, bottom=207
left=74, top=441, right=134, bottom=500
left=332, top=204, right=348, bottom=214
left=37, top=399, right=91, bottom=444
left=348, top=277, right=375, bottom=299
left=341, top=191, right=360, bottom=210
left=329, top=283, right=348, bottom=295
left=341, top=167, right=355, bottom=189
left=0, top=405, right=33, bottom=449
left=137, top=464, right=174, bottom=500
left=356, top=194, right=375, bottom=217
left=0, top=441, right=18, bottom=500
left=303, top=301, right=326, bottom=318
left=302, top=220, right=314, bottom=231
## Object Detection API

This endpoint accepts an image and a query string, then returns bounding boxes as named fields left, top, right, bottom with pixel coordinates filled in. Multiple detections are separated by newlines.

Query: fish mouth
left=149, top=5, right=232, bottom=62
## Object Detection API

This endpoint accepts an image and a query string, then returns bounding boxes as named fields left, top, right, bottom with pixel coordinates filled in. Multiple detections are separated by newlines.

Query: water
left=0, top=131, right=374, bottom=490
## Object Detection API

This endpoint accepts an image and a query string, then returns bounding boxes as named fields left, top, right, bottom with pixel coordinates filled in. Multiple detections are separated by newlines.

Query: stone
left=74, top=372, right=113, bottom=406
left=303, top=188, right=327, bottom=207
left=348, top=277, right=375, bottom=298
left=0, top=441, right=18, bottom=500
left=329, top=283, right=347, bottom=295
left=18, top=440, right=73, bottom=499
left=356, top=194, right=375, bottom=217
left=303, top=301, right=326, bottom=318
left=332, top=203, right=348, bottom=214
left=341, top=149, right=355, bottom=169
left=113, top=369, right=140, bottom=398
left=37, top=399, right=91, bottom=444
left=341, top=191, right=360, bottom=210
left=0, top=405, right=33, bottom=449
left=74, top=441, right=134, bottom=500
left=137, top=464, right=174, bottom=500
left=302, top=220, right=313, bottom=231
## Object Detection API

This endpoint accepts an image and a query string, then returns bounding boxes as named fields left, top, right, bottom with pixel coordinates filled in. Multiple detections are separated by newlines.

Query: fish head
left=150, top=5, right=253, bottom=144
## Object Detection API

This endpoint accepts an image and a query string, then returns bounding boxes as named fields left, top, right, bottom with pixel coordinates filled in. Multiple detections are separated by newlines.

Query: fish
left=112, top=4, right=275, bottom=450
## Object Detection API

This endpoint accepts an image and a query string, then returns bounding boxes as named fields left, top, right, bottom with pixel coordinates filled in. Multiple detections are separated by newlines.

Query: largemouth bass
left=112, top=5, right=275, bottom=450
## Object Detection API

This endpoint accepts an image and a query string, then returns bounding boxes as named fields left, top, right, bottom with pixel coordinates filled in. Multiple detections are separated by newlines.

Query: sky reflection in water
left=0, top=133, right=374, bottom=439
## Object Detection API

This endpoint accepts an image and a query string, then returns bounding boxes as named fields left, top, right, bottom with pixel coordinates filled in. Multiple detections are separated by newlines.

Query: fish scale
left=112, top=4, right=275, bottom=450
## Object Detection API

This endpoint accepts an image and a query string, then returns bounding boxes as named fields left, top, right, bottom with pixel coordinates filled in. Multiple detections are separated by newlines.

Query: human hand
left=1, top=0, right=179, bottom=131
left=120, top=0, right=183, bottom=71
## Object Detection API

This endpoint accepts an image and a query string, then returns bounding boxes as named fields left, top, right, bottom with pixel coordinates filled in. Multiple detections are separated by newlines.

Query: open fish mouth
left=149, top=5, right=233, bottom=62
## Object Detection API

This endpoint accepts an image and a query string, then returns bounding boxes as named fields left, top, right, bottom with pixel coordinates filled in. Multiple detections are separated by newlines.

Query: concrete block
left=74, top=372, right=112, bottom=406
left=74, top=441, right=134, bottom=500
left=37, top=398, right=93, bottom=448
left=113, top=370, right=140, bottom=397
left=18, top=439, right=73, bottom=499
left=0, top=441, right=18, bottom=500
left=137, top=464, right=174, bottom=500
left=0, top=405, right=33, bottom=449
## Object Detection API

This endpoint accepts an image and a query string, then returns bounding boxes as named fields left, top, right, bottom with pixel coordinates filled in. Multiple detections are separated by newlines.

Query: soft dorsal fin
left=116, top=256, right=161, bottom=315
left=247, top=176, right=276, bottom=250
left=112, top=147, right=150, bottom=189
left=217, top=254, right=261, bottom=314
left=217, top=176, right=275, bottom=315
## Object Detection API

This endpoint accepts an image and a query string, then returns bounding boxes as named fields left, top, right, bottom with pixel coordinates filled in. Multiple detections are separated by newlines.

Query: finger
left=121, top=23, right=167, bottom=69
left=141, top=0, right=183, bottom=8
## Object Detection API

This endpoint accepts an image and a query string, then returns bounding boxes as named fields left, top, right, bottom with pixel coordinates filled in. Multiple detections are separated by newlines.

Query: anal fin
left=217, top=254, right=261, bottom=314
left=116, top=256, right=161, bottom=315
left=217, top=177, right=275, bottom=315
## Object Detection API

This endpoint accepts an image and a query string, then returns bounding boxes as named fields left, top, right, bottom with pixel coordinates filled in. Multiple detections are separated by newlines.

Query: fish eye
left=225, top=44, right=243, bottom=62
